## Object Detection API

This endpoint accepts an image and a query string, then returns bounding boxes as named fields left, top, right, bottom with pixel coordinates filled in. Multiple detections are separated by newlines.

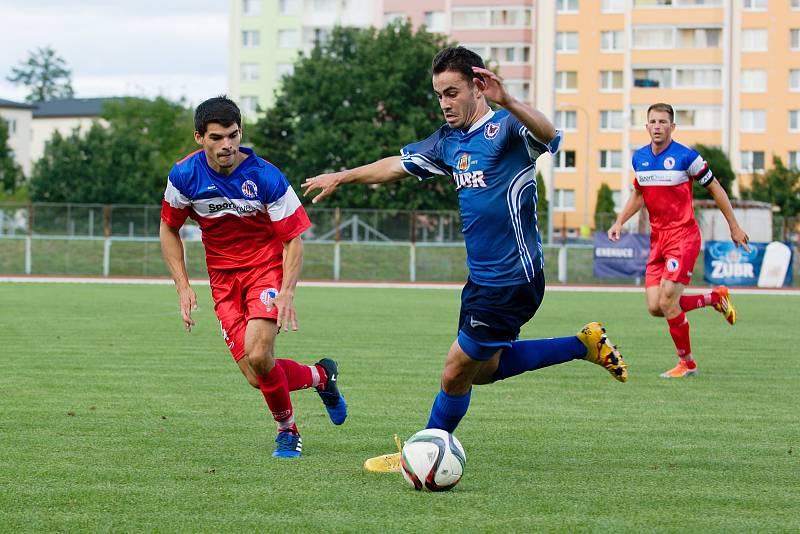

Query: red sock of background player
left=679, top=292, right=720, bottom=312
left=255, top=365, right=297, bottom=433
left=274, top=359, right=328, bottom=391
left=667, top=312, right=696, bottom=369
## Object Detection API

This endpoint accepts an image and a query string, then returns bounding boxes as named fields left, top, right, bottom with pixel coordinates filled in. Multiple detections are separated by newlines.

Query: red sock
left=680, top=292, right=717, bottom=312
left=274, top=359, right=327, bottom=391
left=667, top=312, right=693, bottom=363
left=255, top=365, right=294, bottom=430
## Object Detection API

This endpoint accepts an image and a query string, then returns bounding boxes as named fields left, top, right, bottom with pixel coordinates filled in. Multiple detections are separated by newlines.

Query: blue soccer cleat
left=315, top=358, right=347, bottom=425
left=272, top=431, right=303, bottom=458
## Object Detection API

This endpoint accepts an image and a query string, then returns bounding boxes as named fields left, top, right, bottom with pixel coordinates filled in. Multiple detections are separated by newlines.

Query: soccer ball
left=400, top=428, right=466, bottom=491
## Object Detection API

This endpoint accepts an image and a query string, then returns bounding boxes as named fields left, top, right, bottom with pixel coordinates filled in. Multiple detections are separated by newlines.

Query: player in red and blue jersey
left=160, top=96, right=346, bottom=458
left=303, top=47, right=628, bottom=472
left=608, top=103, right=750, bottom=378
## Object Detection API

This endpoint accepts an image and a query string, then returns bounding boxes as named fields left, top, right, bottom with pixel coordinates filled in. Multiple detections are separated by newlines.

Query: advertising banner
left=704, top=241, right=793, bottom=287
left=593, top=233, right=650, bottom=279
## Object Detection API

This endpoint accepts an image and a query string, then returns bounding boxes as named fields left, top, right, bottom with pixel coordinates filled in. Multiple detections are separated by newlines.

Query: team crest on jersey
left=260, top=288, right=279, bottom=307
left=666, top=258, right=680, bottom=273
left=457, top=153, right=471, bottom=171
left=241, top=180, right=258, bottom=198
left=663, top=157, right=676, bottom=170
left=484, top=122, right=500, bottom=140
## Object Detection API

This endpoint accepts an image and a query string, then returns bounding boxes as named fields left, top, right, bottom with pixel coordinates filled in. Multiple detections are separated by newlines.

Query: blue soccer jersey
left=400, top=109, right=560, bottom=286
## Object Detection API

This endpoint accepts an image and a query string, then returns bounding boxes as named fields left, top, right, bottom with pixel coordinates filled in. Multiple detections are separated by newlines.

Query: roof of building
left=0, top=98, right=36, bottom=110
left=32, top=97, right=127, bottom=118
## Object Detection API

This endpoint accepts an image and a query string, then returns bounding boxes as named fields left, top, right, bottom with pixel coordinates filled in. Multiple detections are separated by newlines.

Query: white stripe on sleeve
left=267, top=186, right=302, bottom=222
left=164, top=178, right=191, bottom=209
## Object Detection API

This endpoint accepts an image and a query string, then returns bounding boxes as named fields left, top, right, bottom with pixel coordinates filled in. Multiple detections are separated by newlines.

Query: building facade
left=228, top=0, right=800, bottom=238
left=0, top=99, right=35, bottom=177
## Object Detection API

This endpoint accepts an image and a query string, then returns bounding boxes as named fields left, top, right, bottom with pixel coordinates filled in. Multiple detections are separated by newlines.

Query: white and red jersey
left=632, top=140, right=713, bottom=232
left=161, top=147, right=311, bottom=270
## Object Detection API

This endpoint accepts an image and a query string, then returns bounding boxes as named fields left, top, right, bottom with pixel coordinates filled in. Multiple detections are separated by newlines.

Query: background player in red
left=160, top=96, right=346, bottom=457
left=608, top=102, right=750, bottom=378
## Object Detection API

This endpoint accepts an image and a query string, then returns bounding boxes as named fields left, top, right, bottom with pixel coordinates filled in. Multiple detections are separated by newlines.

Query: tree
left=249, top=22, right=456, bottom=210
left=536, top=171, right=548, bottom=237
left=742, top=156, right=800, bottom=217
left=7, top=46, right=75, bottom=103
left=30, top=97, right=196, bottom=203
left=0, top=119, right=24, bottom=198
left=692, top=144, right=735, bottom=200
left=594, top=182, right=616, bottom=231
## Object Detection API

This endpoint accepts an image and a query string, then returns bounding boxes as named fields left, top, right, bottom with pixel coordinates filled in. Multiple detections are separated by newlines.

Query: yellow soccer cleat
left=363, top=434, right=403, bottom=473
left=660, top=361, right=698, bottom=378
left=577, top=322, right=628, bottom=383
left=712, top=285, right=736, bottom=325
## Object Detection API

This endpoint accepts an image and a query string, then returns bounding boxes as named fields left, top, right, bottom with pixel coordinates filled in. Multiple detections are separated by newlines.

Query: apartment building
left=229, top=0, right=800, bottom=237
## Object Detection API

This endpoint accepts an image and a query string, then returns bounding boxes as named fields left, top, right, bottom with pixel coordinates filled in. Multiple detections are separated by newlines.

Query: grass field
left=1, top=283, right=798, bottom=532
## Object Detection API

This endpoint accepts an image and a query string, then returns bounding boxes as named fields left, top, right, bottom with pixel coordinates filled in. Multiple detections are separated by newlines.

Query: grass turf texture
left=1, top=283, right=798, bottom=532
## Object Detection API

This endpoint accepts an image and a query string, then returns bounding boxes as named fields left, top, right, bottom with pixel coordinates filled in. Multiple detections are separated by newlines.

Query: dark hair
left=431, top=46, right=485, bottom=85
left=194, top=95, right=241, bottom=135
left=647, top=102, right=674, bottom=123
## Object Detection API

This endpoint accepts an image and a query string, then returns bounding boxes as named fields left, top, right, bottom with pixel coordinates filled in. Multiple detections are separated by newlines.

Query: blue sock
left=426, top=388, right=471, bottom=433
left=492, top=336, right=587, bottom=382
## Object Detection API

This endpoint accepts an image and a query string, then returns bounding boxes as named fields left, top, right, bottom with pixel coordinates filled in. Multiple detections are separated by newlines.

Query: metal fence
left=1, top=202, right=798, bottom=285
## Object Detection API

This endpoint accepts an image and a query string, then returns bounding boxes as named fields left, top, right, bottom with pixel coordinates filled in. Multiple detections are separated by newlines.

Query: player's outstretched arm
left=159, top=221, right=197, bottom=331
left=472, top=66, right=557, bottom=144
left=608, top=189, right=644, bottom=241
left=302, top=156, right=409, bottom=204
left=707, top=179, right=751, bottom=252
left=274, top=235, right=303, bottom=332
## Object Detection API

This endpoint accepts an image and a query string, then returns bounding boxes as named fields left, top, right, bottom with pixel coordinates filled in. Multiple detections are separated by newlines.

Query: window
left=632, top=27, right=673, bottom=48
left=600, top=70, right=623, bottom=91
left=600, top=110, right=624, bottom=130
left=555, top=110, right=578, bottom=130
left=741, top=69, right=767, bottom=92
left=278, top=29, right=298, bottom=48
left=3, top=118, right=16, bottom=135
left=602, top=0, right=626, bottom=11
left=794, top=0, right=800, bottom=9
left=601, top=31, right=624, bottom=51
left=384, top=12, right=405, bottom=25
left=241, top=63, right=260, bottom=81
left=743, top=0, right=768, bottom=9
left=611, top=190, right=622, bottom=211
left=554, top=150, right=577, bottom=170
left=556, top=71, right=578, bottom=91
left=790, top=110, right=800, bottom=131
left=487, top=45, right=530, bottom=64
left=557, top=0, right=579, bottom=13
left=279, top=0, right=298, bottom=15
left=789, top=151, right=800, bottom=170
left=242, top=0, right=261, bottom=16
left=505, top=80, right=530, bottom=101
left=554, top=189, right=576, bottom=211
left=240, top=96, right=259, bottom=115
left=740, top=110, right=766, bottom=132
left=677, top=28, right=721, bottom=48
left=792, top=29, right=800, bottom=50
left=424, top=11, right=445, bottom=32
left=556, top=32, right=579, bottom=52
left=740, top=151, right=765, bottom=172
left=633, top=68, right=671, bottom=88
left=675, top=67, right=722, bottom=88
left=452, top=9, right=487, bottom=28
left=791, top=70, right=800, bottom=91
left=277, top=63, right=294, bottom=78
left=742, top=29, right=768, bottom=51
left=242, top=30, right=260, bottom=48
left=312, top=0, right=335, bottom=10
left=674, top=107, right=722, bottom=128
left=489, top=8, right=531, bottom=27
left=600, top=150, right=623, bottom=170
left=634, top=0, right=672, bottom=5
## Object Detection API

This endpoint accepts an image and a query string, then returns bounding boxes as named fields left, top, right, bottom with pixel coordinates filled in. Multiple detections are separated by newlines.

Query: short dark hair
left=431, top=46, right=486, bottom=85
left=647, top=102, right=674, bottom=123
left=194, top=96, right=241, bottom=135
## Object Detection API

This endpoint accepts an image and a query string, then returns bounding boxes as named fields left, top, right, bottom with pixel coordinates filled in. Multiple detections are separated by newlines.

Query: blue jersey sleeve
left=400, top=127, right=452, bottom=181
left=505, top=114, right=561, bottom=162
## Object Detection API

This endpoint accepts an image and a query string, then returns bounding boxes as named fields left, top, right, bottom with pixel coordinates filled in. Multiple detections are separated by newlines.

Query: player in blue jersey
left=302, top=47, right=629, bottom=472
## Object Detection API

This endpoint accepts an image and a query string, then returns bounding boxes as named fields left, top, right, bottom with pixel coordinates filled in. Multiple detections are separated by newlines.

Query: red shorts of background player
left=645, top=224, right=701, bottom=288
left=209, top=263, right=283, bottom=362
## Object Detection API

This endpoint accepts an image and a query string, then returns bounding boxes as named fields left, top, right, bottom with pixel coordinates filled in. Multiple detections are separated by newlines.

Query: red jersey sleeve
left=160, top=175, right=191, bottom=228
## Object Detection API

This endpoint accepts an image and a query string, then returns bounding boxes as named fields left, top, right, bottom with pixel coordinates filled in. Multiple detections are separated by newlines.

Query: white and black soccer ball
left=400, top=428, right=466, bottom=492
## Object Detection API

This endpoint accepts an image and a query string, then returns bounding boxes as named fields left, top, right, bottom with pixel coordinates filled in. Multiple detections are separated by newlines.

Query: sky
left=0, top=0, right=229, bottom=106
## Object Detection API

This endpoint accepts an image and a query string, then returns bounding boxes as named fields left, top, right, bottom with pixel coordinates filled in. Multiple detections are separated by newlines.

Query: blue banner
left=593, top=232, right=650, bottom=278
left=704, top=241, right=793, bottom=287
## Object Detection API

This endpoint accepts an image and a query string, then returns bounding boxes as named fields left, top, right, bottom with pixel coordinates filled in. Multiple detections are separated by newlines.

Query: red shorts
left=645, top=224, right=701, bottom=288
left=209, top=264, right=283, bottom=362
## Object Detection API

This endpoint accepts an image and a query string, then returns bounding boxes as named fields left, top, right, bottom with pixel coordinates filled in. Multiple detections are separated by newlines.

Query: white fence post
left=24, top=236, right=31, bottom=274
left=409, top=243, right=416, bottom=282
left=333, top=242, right=341, bottom=280
left=558, top=245, right=567, bottom=283
left=103, top=238, right=112, bottom=276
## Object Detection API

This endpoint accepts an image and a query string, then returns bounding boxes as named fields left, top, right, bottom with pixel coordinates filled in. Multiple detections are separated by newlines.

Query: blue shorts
left=457, top=271, right=545, bottom=361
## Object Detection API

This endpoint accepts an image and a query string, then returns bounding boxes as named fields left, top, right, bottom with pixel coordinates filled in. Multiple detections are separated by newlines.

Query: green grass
left=0, top=283, right=798, bottom=532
